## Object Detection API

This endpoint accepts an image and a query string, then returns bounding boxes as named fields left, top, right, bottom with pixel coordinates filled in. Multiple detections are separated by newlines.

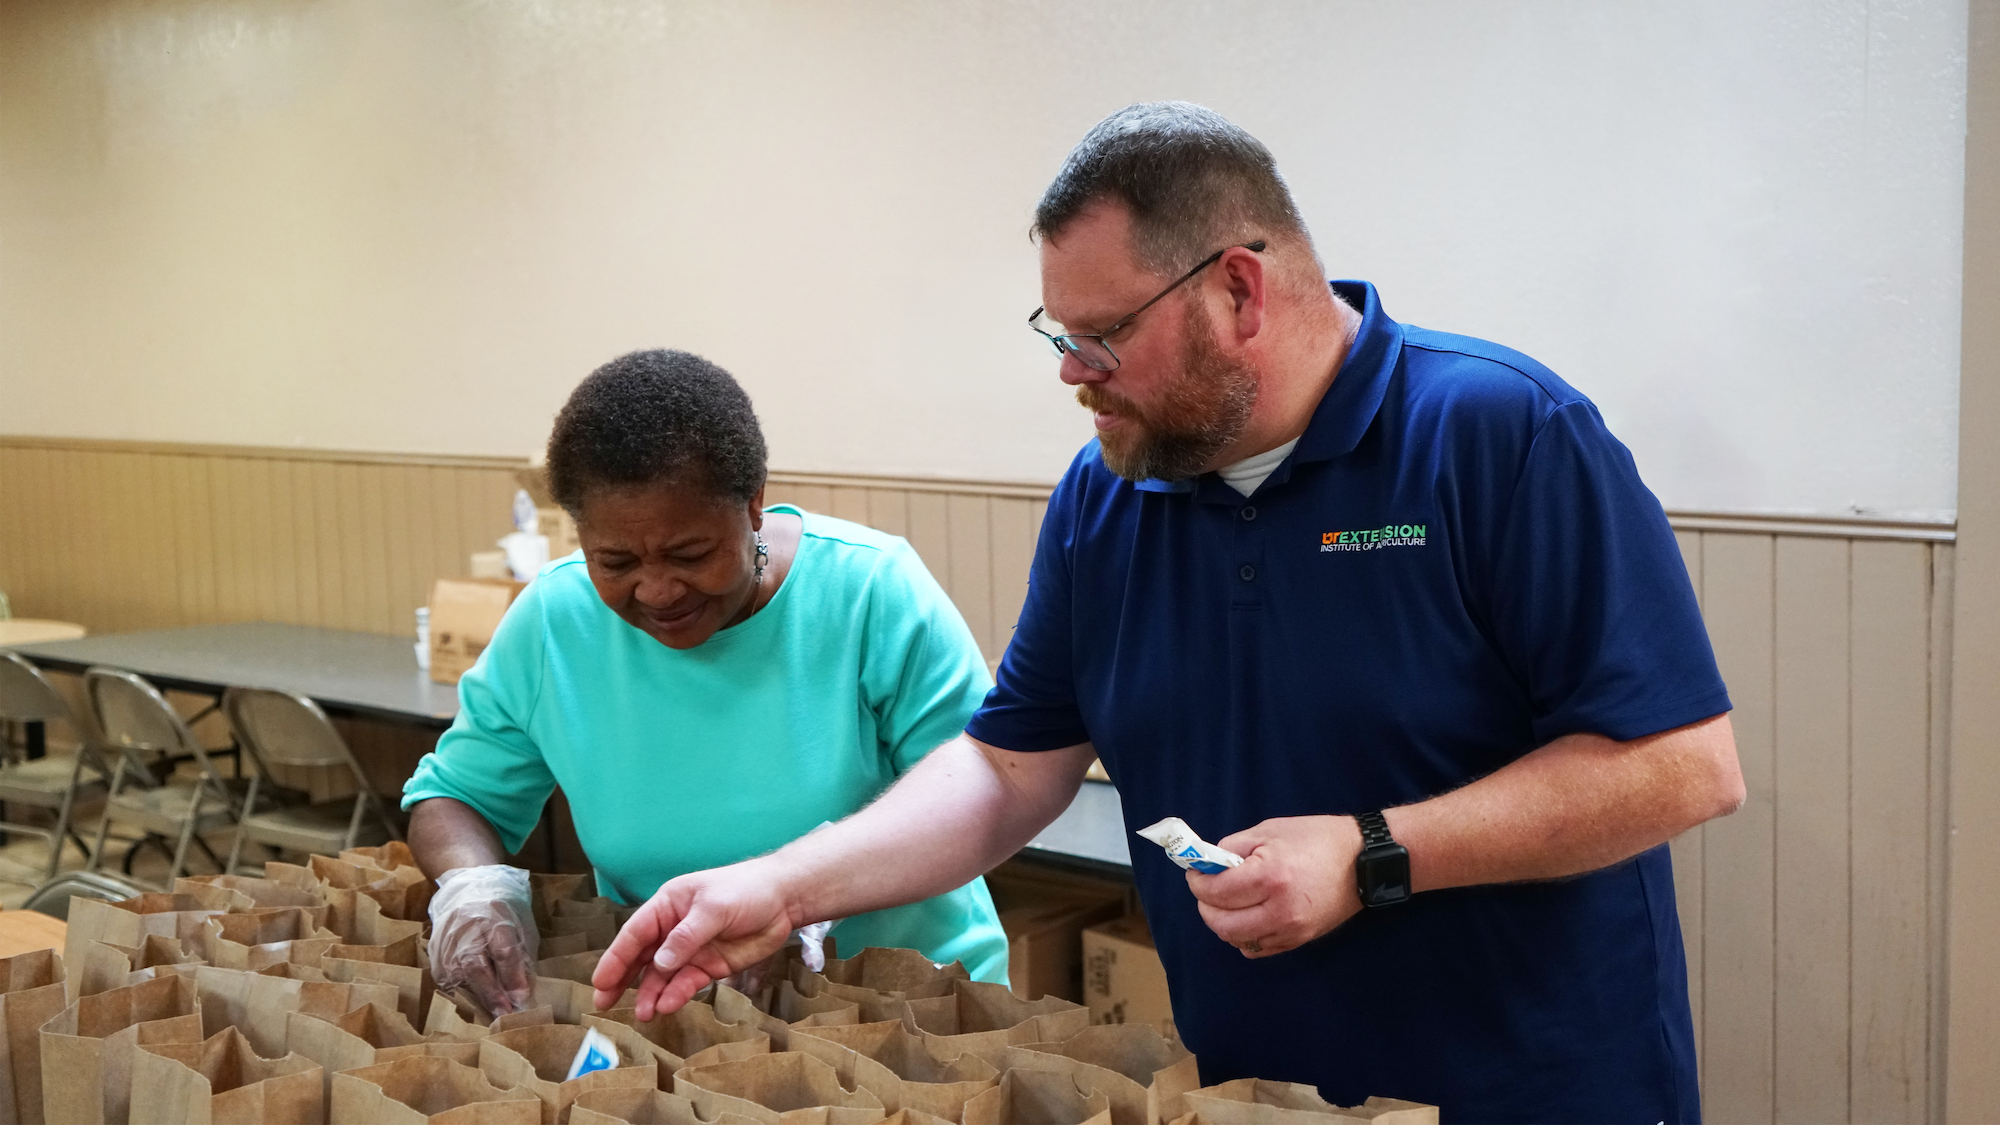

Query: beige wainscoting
left=0, top=435, right=1959, bottom=1123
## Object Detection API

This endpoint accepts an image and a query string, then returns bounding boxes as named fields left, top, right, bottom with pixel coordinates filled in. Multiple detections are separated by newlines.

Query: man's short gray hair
left=1032, top=102, right=1312, bottom=277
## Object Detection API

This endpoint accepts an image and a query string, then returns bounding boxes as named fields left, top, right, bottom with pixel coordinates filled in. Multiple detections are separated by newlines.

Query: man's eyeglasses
left=1028, top=240, right=1265, bottom=372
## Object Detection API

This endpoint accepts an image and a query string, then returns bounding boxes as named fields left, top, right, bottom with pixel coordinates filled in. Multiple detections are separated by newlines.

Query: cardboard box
left=1083, top=914, right=1176, bottom=1040
left=427, top=578, right=526, bottom=685
left=984, top=865, right=1127, bottom=1004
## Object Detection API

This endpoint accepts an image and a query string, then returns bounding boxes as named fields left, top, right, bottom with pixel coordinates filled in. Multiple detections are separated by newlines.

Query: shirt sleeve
left=400, top=583, right=560, bottom=855
left=1484, top=400, right=1733, bottom=745
left=965, top=464, right=1091, bottom=752
left=861, top=539, right=996, bottom=775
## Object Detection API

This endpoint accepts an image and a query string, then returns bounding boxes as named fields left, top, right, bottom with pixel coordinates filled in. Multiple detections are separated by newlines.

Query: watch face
left=1358, top=844, right=1412, bottom=907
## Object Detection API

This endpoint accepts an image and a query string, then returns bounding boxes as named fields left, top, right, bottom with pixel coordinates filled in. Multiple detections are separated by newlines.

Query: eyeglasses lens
left=1063, top=337, right=1118, bottom=371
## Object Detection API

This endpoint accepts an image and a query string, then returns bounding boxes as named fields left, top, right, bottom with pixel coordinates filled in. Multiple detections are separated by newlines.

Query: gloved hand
left=429, top=865, right=538, bottom=1016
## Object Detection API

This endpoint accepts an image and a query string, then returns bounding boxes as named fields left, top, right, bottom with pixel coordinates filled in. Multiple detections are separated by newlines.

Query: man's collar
left=1291, top=280, right=1399, bottom=465
left=1130, top=280, right=1400, bottom=499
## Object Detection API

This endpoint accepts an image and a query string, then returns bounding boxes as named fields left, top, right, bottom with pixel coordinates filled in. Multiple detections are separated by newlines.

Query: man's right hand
left=591, top=856, right=799, bottom=1020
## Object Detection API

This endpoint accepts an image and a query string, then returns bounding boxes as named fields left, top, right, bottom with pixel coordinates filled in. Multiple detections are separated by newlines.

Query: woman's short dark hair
left=545, top=349, right=768, bottom=515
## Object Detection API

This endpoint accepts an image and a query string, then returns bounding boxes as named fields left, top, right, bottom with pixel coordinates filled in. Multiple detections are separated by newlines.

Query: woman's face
left=576, top=478, right=765, bottom=650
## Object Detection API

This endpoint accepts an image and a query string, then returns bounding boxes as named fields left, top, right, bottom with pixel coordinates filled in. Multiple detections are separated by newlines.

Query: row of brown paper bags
left=0, top=843, right=1433, bottom=1125
left=0, top=954, right=1434, bottom=1125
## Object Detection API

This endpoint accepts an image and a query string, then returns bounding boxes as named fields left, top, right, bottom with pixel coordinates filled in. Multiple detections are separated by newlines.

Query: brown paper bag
left=539, top=933, right=592, bottom=960
left=901, top=980, right=1090, bottom=1069
left=530, top=875, right=596, bottom=932
left=0, top=947, right=65, bottom=1125
left=308, top=855, right=434, bottom=922
left=961, top=1069, right=1111, bottom=1125
left=129, top=1025, right=323, bottom=1125
left=569, top=1086, right=761, bottom=1125
left=771, top=982, right=864, bottom=1026
left=672, top=1053, right=885, bottom=1125
left=175, top=875, right=326, bottom=912
left=529, top=975, right=606, bottom=1025
left=817, top=950, right=967, bottom=997
left=585, top=1001, right=770, bottom=1075
left=536, top=950, right=605, bottom=987
left=338, top=842, right=421, bottom=872
left=284, top=1002, right=482, bottom=1104
left=192, top=965, right=398, bottom=1059
left=40, top=974, right=205, bottom=1125
left=77, top=937, right=200, bottom=999
left=423, top=992, right=554, bottom=1039
left=263, top=867, right=422, bottom=947
left=874, top=1110, right=955, bottom=1125
left=479, top=1022, right=658, bottom=1124
left=330, top=1055, right=541, bottom=1124
left=319, top=935, right=432, bottom=1024
left=201, top=913, right=340, bottom=974
left=63, top=898, right=223, bottom=999
left=1006, top=1025, right=1200, bottom=1125
left=789, top=1019, right=997, bottom=1119
left=1179, top=1082, right=1437, bottom=1125
left=547, top=915, right=618, bottom=952
left=711, top=986, right=857, bottom=1052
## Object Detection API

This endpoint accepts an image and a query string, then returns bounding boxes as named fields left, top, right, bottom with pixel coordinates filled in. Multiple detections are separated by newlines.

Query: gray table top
left=1026, top=779, right=1133, bottom=869
left=8, top=622, right=459, bottom=727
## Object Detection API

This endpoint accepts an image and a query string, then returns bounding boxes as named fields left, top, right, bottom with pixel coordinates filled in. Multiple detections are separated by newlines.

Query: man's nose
left=1057, top=350, right=1109, bottom=386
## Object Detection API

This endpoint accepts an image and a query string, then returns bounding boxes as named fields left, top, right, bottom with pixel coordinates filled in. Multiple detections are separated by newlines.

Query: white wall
left=0, top=0, right=1967, bottom=520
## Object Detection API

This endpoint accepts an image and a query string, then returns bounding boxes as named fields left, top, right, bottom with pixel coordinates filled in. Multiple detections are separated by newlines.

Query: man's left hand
left=1186, top=815, right=1364, bottom=958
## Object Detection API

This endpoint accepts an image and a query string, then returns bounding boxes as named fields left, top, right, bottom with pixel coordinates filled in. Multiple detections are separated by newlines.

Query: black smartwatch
left=1354, top=810, right=1412, bottom=908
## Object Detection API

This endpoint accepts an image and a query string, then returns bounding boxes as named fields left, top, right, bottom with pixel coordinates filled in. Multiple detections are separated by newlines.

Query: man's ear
left=1218, top=245, right=1267, bottom=342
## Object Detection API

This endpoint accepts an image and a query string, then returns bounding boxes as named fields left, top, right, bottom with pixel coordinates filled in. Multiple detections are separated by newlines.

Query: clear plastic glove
left=429, top=865, right=538, bottom=1016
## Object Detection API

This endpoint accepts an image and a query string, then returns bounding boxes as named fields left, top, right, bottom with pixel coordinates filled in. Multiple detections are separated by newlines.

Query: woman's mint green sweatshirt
left=403, top=507, right=1009, bottom=982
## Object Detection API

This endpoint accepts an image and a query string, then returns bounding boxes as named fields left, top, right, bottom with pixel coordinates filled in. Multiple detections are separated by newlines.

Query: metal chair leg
left=168, top=781, right=207, bottom=885
left=225, top=775, right=261, bottom=877
left=88, top=759, right=129, bottom=875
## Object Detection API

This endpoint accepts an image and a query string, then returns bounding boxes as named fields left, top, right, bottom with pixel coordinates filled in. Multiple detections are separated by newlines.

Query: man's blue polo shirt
left=967, top=281, right=1731, bottom=1124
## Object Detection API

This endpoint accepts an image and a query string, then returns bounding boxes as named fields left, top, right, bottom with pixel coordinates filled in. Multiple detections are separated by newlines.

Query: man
left=594, top=102, right=1743, bottom=1123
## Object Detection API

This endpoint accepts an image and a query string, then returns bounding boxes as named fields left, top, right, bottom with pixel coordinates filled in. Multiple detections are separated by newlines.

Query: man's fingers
left=1186, top=865, right=1270, bottom=910
left=596, top=900, right=673, bottom=993
left=654, top=898, right=731, bottom=972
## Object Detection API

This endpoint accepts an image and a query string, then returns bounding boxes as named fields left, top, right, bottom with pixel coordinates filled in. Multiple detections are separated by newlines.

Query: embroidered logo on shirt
left=1321, top=524, right=1427, bottom=552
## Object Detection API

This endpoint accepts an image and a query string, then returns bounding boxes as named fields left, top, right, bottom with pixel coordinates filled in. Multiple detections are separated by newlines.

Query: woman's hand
left=428, top=865, right=539, bottom=1014
left=592, top=856, right=800, bottom=1020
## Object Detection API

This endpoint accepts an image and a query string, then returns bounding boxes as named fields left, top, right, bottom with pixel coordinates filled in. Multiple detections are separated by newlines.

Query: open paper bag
left=129, top=1025, right=322, bottom=1125
left=329, top=1054, right=541, bottom=1124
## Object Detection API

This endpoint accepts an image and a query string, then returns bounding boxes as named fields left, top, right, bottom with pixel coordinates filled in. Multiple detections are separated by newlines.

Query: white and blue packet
left=565, top=1027, right=620, bottom=1081
left=1136, top=817, right=1245, bottom=875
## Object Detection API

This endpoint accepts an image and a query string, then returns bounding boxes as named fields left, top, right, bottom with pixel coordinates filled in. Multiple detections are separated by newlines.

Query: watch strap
left=1357, top=809, right=1395, bottom=849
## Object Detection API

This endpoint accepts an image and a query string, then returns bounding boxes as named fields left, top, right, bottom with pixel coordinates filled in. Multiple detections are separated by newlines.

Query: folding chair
left=83, top=667, right=244, bottom=886
left=221, top=686, right=401, bottom=873
left=0, top=653, right=109, bottom=881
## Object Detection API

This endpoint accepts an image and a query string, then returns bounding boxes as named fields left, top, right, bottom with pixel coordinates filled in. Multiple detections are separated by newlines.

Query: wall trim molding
left=0, top=434, right=525, bottom=472
left=1, top=435, right=1959, bottom=540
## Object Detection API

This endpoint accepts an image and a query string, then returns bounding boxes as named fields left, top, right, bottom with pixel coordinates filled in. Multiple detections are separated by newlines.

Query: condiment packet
left=566, top=1026, right=620, bottom=1080
left=1136, top=816, right=1245, bottom=874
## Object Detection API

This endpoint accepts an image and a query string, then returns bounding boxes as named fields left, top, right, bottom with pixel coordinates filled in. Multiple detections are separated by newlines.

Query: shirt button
left=1240, top=506, right=1257, bottom=521
left=1239, top=565, right=1256, bottom=581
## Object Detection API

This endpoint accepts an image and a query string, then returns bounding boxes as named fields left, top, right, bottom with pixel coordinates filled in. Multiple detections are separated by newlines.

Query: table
left=0, top=620, right=85, bottom=647
left=10, top=623, right=1136, bottom=877
left=0, top=909, right=64, bottom=959
left=1026, top=780, right=1132, bottom=872
left=9, top=623, right=458, bottom=727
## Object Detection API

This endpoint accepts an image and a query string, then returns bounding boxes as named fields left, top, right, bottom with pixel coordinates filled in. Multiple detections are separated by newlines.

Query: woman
left=404, top=349, right=1008, bottom=1014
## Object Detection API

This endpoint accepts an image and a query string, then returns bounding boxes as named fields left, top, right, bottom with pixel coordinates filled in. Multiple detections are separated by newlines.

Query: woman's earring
left=754, top=531, right=769, bottom=584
